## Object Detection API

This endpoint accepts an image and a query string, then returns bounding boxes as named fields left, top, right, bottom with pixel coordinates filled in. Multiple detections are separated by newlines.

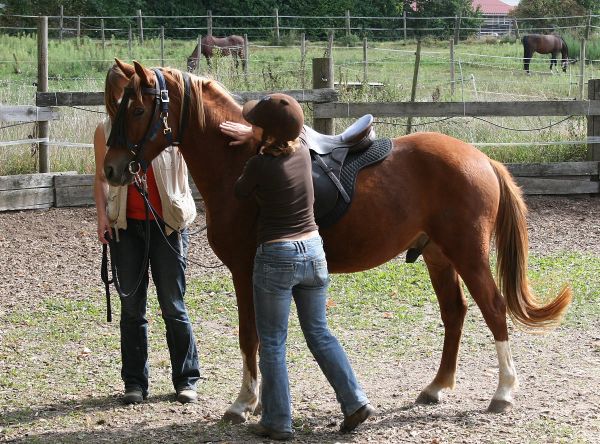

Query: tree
left=510, top=0, right=597, bottom=35
left=406, top=0, right=482, bottom=39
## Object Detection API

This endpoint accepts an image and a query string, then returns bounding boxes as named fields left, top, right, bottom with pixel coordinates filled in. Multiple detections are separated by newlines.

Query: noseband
left=107, top=68, right=191, bottom=175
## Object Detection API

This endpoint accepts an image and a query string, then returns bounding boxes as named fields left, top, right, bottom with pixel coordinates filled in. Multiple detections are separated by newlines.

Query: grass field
left=1, top=33, right=599, bottom=175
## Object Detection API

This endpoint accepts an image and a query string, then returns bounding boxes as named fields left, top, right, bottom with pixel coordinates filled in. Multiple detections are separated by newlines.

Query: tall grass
left=1, top=33, right=597, bottom=175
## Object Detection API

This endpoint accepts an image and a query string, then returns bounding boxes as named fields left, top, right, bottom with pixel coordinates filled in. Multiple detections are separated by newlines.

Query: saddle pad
left=317, top=138, right=393, bottom=228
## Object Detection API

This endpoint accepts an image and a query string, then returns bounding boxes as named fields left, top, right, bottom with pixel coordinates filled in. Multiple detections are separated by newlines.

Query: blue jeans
left=253, top=235, right=368, bottom=433
left=114, top=219, right=200, bottom=396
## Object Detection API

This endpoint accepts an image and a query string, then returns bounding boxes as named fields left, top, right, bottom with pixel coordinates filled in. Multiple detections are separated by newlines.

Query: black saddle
left=302, top=114, right=393, bottom=229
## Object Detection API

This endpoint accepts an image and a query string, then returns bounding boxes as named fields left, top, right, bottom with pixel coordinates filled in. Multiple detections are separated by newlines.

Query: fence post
left=137, top=9, right=144, bottom=44
left=453, top=14, right=461, bottom=45
left=76, top=16, right=81, bottom=47
left=312, top=57, right=334, bottom=134
left=243, top=33, right=249, bottom=80
left=580, top=39, right=586, bottom=100
left=403, top=11, right=407, bottom=41
left=160, top=26, right=165, bottom=66
left=196, top=34, right=202, bottom=74
left=207, top=10, right=213, bottom=37
left=101, top=19, right=106, bottom=51
left=128, top=24, right=132, bottom=57
left=363, top=37, right=368, bottom=86
left=406, top=40, right=422, bottom=135
left=300, top=32, right=306, bottom=90
left=327, top=31, right=334, bottom=58
left=588, top=79, right=600, bottom=161
left=37, top=16, right=49, bottom=173
left=585, top=10, right=592, bottom=40
left=59, top=5, right=64, bottom=43
left=513, top=19, right=520, bottom=39
left=345, top=10, right=351, bottom=37
left=450, top=38, right=455, bottom=97
left=274, top=8, right=280, bottom=44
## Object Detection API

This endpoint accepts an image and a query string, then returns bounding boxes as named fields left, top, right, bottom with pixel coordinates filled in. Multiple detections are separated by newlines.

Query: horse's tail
left=490, top=160, right=572, bottom=330
left=521, top=35, right=528, bottom=47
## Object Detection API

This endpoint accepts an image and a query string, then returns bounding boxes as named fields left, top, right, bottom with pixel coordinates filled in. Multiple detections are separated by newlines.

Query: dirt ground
left=0, top=195, right=599, bottom=443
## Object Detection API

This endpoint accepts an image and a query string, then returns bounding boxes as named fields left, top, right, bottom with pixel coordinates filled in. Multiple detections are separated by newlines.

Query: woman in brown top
left=220, top=94, right=373, bottom=441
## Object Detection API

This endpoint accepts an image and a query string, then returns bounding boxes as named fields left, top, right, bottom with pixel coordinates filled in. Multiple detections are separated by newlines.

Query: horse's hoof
left=415, top=390, right=440, bottom=405
left=487, top=399, right=513, bottom=413
left=222, top=410, right=247, bottom=424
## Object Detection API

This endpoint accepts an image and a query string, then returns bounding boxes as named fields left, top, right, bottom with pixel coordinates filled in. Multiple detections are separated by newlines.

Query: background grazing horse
left=522, top=34, right=571, bottom=74
left=187, top=35, right=246, bottom=72
left=104, top=60, right=572, bottom=424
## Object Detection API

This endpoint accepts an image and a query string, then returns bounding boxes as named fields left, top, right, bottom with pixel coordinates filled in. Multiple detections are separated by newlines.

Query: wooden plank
left=314, top=100, right=600, bottom=118
left=36, top=92, right=104, bottom=107
left=54, top=174, right=94, bottom=207
left=54, top=174, right=94, bottom=187
left=0, top=172, right=76, bottom=191
left=36, top=88, right=338, bottom=107
left=507, top=161, right=600, bottom=177
left=55, top=185, right=94, bottom=207
left=0, top=188, right=54, bottom=211
left=0, top=105, right=59, bottom=122
left=515, top=177, right=600, bottom=195
left=234, top=88, right=338, bottom=104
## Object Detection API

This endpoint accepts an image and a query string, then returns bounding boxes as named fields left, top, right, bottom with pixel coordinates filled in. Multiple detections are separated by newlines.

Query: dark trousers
left=114, top=219, right=200, bottom=396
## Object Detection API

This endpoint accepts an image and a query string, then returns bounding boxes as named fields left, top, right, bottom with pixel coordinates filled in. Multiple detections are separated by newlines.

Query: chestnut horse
left=522, top=34, right=571, bottom=74
left=104, top=60, right=572, bottom=423
left=187, top=35, right=246, bottom=72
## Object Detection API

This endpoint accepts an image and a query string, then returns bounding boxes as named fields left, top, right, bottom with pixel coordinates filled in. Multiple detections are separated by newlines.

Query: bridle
left=107, top=67, right=191, bottom=176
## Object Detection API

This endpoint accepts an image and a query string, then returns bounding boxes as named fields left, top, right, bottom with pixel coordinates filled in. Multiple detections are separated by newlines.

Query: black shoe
left=122, top=388, right=145, bottom=405
left=248, top=422, right=294, bottom=441
left=340, top=403, right=374, bottom=433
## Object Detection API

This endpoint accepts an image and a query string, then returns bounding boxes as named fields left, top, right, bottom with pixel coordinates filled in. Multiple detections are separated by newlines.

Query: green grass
left=1, top=34, right=599, bottom=175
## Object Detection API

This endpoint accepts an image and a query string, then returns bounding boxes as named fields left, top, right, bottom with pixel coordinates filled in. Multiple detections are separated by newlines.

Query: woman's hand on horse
left=97, top=215, right=112, bottom=245
left=219, top=121, right=253, bottom=146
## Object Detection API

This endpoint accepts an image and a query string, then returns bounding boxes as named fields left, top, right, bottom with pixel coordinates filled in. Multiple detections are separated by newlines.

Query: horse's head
left=104, top=60, right=185, bottom=186
left=187, top=56, right=197, bottom=72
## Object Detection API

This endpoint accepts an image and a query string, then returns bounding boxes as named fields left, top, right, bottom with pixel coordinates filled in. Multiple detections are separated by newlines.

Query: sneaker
left=340, top=403, right=374, bottom=433
left=122, top=388, right=144, bottom=405
left=248, top=422, right=294, bottom=441
left=176, top=388, right=198, bottom=404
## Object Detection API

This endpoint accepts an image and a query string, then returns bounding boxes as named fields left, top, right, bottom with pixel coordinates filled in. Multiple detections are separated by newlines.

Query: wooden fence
left=2, top=47, right=600, bottom=211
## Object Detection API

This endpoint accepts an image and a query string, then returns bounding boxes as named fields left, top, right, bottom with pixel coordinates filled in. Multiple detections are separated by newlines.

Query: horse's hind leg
left=523, top=48, right=533, bottom=73
left=416, top=242, right=467, bottom=405
left=550, top=52, right=558, bottom=72
left=455, top=255, right=518, bottom=413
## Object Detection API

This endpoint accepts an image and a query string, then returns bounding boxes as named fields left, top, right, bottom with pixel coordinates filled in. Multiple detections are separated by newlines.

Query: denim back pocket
left=312, top=258, right=330, bottom=287
left=255, top=262, right=296, bottom=291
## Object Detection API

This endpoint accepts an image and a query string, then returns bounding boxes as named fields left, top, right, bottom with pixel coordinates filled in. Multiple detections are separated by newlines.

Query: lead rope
left=101, top=172, right=152, bottom=322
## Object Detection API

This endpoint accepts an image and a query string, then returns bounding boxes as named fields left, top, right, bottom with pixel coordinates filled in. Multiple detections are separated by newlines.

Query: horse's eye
left=133, top=107, right=145, bottom=116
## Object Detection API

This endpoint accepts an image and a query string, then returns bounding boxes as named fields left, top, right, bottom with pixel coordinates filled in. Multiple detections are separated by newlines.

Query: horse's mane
left=185, top=71, right=242, bottom=131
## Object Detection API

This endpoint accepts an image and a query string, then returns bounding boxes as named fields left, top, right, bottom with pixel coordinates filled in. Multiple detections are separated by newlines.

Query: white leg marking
left=226, top=352, right=259, bottom=419
left=492, top=340, right=518, bottom=403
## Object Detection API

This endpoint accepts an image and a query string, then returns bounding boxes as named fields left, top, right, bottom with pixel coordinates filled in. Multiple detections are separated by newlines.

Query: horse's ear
left=114, top=58, right=135, bottom=78
left=133, top=61, right=154, bottom=87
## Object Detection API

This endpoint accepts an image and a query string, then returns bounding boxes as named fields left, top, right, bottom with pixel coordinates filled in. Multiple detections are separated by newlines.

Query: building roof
left=473, top=0, right=514, bottom=14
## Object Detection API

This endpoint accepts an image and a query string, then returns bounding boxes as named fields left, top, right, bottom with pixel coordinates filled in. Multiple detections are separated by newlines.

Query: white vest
left=103, top=117, right=197, bottom=235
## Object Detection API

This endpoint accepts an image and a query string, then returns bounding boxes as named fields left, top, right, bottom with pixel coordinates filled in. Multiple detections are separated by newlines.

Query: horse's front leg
left=222, top=269, right=260, bottom=424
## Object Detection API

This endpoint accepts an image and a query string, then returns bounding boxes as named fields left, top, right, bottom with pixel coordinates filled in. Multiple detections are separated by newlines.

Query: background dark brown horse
left=104, top=60, right=572, bottom=424
left=187, top=35, right=246, bottom=72
left=522, top=34, right=571, bottom=74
